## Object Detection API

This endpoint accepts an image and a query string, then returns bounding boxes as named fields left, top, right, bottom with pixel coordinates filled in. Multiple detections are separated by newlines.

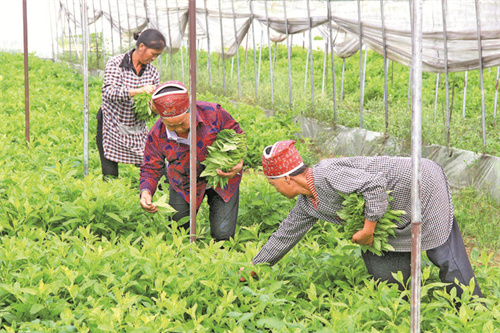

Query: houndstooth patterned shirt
left=101, top=50, right=160, bottom=165
left=253, top=156, right=454, bottom=266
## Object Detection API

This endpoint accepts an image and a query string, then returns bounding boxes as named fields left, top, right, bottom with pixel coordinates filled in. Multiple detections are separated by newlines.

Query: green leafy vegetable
left=200, top=129, right=247, bottom=189
left=152, top=194, right=177, bottom=213
left=133, top=92, right=154, bottom=121
left=336, top=191, right=406, bottom=256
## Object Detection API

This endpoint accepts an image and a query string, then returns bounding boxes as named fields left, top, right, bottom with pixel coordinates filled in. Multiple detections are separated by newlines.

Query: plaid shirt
left=253, top=157, right=454, bottom=266
left=101, top=50, right=160, bottom=165
left=140, top=102, right=243, bottom=209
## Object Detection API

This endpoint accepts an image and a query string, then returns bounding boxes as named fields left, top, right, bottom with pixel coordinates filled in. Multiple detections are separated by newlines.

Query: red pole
left=189, top=0, right=197, bottom=243
left=23, top=0, right=30, bottom=144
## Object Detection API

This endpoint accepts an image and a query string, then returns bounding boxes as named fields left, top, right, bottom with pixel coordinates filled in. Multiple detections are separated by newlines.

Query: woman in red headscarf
left=246, top=140, right=483, bottom=300
left=139, top=81, right=245, bottom=241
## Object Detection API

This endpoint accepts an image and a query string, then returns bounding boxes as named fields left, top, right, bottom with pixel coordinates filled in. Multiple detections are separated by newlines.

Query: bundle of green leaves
left=200, top=129, right=247, bottom=189
left=336, top=192, right=406, bottom=255
left=133, top=93, right=154, bottom=121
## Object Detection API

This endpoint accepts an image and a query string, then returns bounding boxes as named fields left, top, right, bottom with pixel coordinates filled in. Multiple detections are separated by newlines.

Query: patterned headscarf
left=262, top=140, right=304, bottom=178
left=152, top=80, right=190, bottom=118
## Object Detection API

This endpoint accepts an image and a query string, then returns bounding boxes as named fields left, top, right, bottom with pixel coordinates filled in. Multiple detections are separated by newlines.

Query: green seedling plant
left=336, top=192, right=406, bottom=255
left=200, top=129, right=247, bottom=188
left=133, top=93, right=154, bottom=121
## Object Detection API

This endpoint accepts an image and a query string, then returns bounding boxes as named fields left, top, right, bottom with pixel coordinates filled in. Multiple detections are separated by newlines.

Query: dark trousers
left=168, top=185, right=239, bottom=241
left=96, top=108, right=119, bottom=178
left=361, top=217, right=483, bottom=298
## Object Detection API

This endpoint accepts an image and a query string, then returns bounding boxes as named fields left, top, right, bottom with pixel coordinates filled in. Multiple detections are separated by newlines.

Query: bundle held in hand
left=336, top=192, right=406, bottom=256
left=133, top=93, right=154, bottom=121
left=200, top=129, right=247, bottom=189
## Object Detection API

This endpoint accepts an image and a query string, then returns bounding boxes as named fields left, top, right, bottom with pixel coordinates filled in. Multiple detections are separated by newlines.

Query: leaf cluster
left=132, top=93, right=154, bottom=121
left=336, top=192, right=406, bottom=256
left=200, top=129, right=247, bottom=188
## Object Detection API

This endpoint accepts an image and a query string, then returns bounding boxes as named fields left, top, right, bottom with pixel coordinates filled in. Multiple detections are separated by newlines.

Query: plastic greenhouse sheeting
left=57, top=0, right=500, bottom=72
left=298, top=116, right=500, bottom=201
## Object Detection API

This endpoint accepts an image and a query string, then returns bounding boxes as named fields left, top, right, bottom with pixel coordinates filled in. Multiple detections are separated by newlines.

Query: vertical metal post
left=153, top=0, right=162, bottom=80
left=462, top=71, right=468, bottom=119
left=125, top=0, right=131, bottom=51
left=231, top=0, right=241, bottom=99
left=434, top=73, right=440, bottom=120
left=166, top=0, right=174, bottom=79
left=204, top=0, right=212, bottom=85
left=189, top=0, right=197, bottom=244
left=91, top=0, right=100, bottom=68
left=23, top=0, right=30, bottom=144
left=341, top=58, right=345, bottom=101
left=175, top=0, right=185, bottom=82
left=283, top=0, right=293, bottom=110
left=357, top=0, right=363, bottom=127
left=307, top=0, right=314, bottom=111
left=494, top=67, right=499, bottom=125
left=264, top=0, right=274, bottom=105
left=475, top=0, right=486, bottom=151
left=250, top=0, right=258, bottom=99
left=380, top=0, right=389, bottom=133
left=82, top=0, right=90, bottom=177
left=441, top=0, right=450, bottom=154
left=322, top=40, right=328, bottom=94
left=327, top=0, right=337, bottom=124
left=107, top=0, right=115, bottom=56
left=410, top=0, right=423, bottom=331
left=218, top=0, right=226, bottom=94
left=115, top=0, right=123, bottom=53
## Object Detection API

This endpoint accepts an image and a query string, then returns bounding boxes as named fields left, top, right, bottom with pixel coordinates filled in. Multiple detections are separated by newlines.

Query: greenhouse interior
left=0, top=0, right=499, bottom=332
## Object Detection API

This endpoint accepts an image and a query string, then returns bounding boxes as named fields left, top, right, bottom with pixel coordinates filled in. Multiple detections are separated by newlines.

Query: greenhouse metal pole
left=462, top=71, right=468, bottom=119
left=91, top=0, right=100, bottom=69
left=264, top=0, right=274, bottom=105
left=53, top=0, right=61, bottom=61
left=357, top=0, right=364, bottom=127
left=22, top=0, right=30, bottom=144
left=153, top=0, right=163, bottom=80
left=341, top=58, right=345, bottom=101
left=218, top=0, right=226, bottom=94
left=107, top=0, right=115, bottom=56
left=48, top=1, right=55, bottom=60
left=82, top=0, right=90, bottom=177
left=410, top=0, right=423, bottom=331
left=125, top=0, right=131, bottom=51
left=322, top=41, right=328, bottom=94
left=250, top=0, right=258, bottom=99
left=307, top=0, right=314, bottom=111
left=175, top=0, right=185, bottom=83
left=115, top=0, right=123, bottom=53
left=380, top=0, right=389, bottom=133
left=327, top=0, right=337, bottom=124
left=475, top=0, right=486, bottom=151
left=188, top=0, right=197, bottom=244
left=231, top=0, right=241, bottom=99
left=441, top=0, right=450, bottom=155
left=494, top=67, right=499, bottom=125
left=434, top=73, right=440, bottom=120
left=166, top=0, right=174, bottom=79
left=204, top=0, right=212, bottom=85
left=283, top=0, right=293, bottom=110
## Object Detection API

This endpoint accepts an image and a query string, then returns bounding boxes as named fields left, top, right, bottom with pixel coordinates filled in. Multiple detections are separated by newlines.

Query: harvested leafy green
left=336, top=191, right=406, bottom=256
left=133, top=92, right=154, bottom=121
left=152, top=194, right=177, bottom=214
left=200, top=129, right=247, bottom=189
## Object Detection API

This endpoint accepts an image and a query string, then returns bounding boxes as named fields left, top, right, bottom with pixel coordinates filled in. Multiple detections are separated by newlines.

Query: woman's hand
left=140, top=190, right=158, bottom=213
left=216, top=159, right=243, bottom=179
left=129, top=84, right=156, bottom=97
left=351, top=219, right=376, bottom=246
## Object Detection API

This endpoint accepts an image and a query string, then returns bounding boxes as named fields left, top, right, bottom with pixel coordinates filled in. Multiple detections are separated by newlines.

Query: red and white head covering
left=262, top=140, right=304, bottom=179
left=152, top=80, right=190, bottom=118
